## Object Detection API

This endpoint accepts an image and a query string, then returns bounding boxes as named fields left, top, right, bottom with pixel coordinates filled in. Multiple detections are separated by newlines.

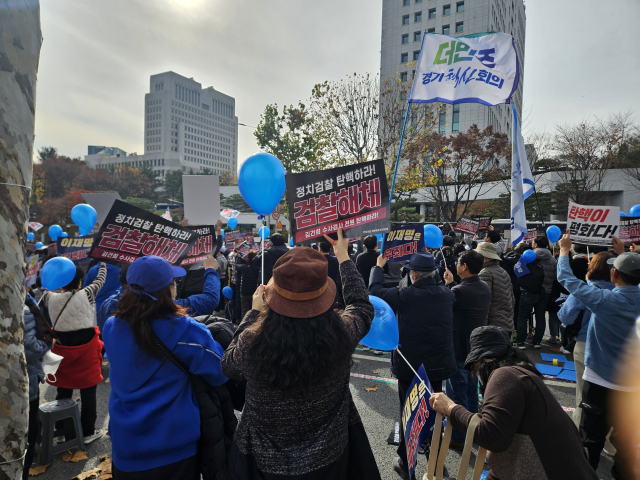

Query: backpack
left=561, top=309, right=584, bottom=354
left=517, top=259, right=545, bottom=293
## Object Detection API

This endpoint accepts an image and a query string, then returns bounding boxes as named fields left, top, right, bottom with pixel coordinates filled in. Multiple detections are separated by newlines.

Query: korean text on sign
left=567, top=202, right=620, bottom=247
left=454, top=215, right=479, bottom=235
left=619, top=217, right=640, bottom=244
left=383, top=225, right=424, bottom=262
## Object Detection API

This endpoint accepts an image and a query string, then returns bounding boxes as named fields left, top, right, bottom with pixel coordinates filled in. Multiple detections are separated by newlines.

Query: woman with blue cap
left=103, top=255, right=228, bottom=480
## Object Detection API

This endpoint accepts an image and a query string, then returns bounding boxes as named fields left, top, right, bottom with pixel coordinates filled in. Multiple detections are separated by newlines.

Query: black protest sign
left=285, top=159, right=390, bottom=245
left=454, top=215, right=479, bottom=235
left=89, top=200, right=199, bottom=265
left=619, top=217, right=640, bottom=244
left=382, top=225, right=424, bottom=263
left=523, top=227, right=537, bottom=242
left=182, top=225, right=216, bottom=266
left=474, top=215, right=492, bottom=234
left=57, top=235, right=97, bottom=263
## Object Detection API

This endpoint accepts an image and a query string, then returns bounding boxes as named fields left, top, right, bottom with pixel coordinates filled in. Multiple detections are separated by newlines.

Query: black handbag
left=152, top=331, right=236, bottom=480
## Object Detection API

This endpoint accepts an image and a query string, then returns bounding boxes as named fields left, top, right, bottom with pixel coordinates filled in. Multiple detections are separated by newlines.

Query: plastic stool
left=40, top=399, right=85, bottom=463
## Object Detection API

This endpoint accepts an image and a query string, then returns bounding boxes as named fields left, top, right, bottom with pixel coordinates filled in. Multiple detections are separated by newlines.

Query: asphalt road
left=30, top=337, right=616, bottom=480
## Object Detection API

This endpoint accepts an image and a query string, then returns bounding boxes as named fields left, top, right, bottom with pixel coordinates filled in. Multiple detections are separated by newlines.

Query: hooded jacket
left=103, top=314, right=227, bottom=472
left=24, top=297, right=51, bottom=401
left=534, top=248, right=557, bottom=294
left=479, top=260, right=515, bottom=331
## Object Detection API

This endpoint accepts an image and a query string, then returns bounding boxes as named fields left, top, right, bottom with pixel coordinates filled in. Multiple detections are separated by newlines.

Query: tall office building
left=85, top=71, right=238, bottom=177
left=380, top=0, right=526, bottom=141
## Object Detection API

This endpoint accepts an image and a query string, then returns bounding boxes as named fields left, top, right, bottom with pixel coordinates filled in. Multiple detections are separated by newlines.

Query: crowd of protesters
left=20, top=221, right=640, bottom=480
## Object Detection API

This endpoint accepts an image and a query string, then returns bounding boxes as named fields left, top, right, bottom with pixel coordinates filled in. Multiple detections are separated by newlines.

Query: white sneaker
left=83, top=430, right=104, bottom=444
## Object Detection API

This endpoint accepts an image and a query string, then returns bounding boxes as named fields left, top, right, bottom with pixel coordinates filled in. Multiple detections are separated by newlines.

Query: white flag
left=410, top=32, right=519, bottom=106
left=510, top=104, right=535, bottom=246
left=162, top=209, right=171, bottom=220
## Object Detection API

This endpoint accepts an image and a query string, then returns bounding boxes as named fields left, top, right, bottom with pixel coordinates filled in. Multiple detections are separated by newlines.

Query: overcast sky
left=33, top=0, right=640, bottom=165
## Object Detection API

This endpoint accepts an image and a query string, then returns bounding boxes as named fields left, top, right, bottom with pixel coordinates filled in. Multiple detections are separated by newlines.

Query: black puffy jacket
left=235, top=260, right=259, bottom=295
left=252, top=245, right=289, bottom=285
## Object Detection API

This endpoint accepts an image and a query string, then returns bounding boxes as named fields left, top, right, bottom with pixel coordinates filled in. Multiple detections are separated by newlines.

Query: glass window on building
left=442, top=24, right=450, bottom=34
left=401, top=52, right=409, bottom=63
left=452, top=104, right=460, bottom=132
left=428, top=27, right=435, bottom=33
left=403, top=0, right=410, bottom=5
left=400, top=72, right=408, bottom=82
left=402, top=34, right=409, bottom=44
left=413, top=51, right=420, bottom=61
left=456, top=21, right=464, bottom=33
left=439, top=105, right=446, bottom=134
left=402, top=14, right=410, bottom=25
left=428, top=8, right=436, bottom=19
left=443, top=5, right=451, bottom=15
left=457, top=1, right=464, bottom=12
left=415, top=11, right=422, bottom=22
left=414, top=31, right=421, bottom=42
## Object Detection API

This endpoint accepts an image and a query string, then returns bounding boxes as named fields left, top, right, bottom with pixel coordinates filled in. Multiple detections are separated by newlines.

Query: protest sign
left=403, top=364, right=436, bottom=479
left=82, top=193, right=121, bottom=226
left=26, top=255, right=39, bottom=287
left=181, top=225, right=217, bottom=266
left=618, top=217, right=640, bottom=244
left=89, top=200, right=199, bottom=265
left=183, top=175, right=220, bottom=226
left=235, top=241, right=252, bottom=259
left=474, top=215, right=492, bottom=234
left=410, top=32, right=519, bottom=107
left=28, top=222, right=44, bottom=231
left=513, top=256, right=530, bottom=278
left=567, top=202, right=620, bottom=246
left=57, top=235, right=96, bottom=263
left=454, top=215, right=479, bottom=235
left=285, top=159, right=390, bottom=245
left=523, top=227, right=538, bottom=242
left=382, top=225, right=424, bottom=262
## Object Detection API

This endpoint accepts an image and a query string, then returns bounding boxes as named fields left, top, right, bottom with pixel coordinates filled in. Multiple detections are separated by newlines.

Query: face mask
left=42, top=351, right=63, bottom=383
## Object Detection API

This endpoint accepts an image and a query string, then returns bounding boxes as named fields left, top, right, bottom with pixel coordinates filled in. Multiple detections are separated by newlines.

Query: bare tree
left=0, top=1, right=42, bottom=478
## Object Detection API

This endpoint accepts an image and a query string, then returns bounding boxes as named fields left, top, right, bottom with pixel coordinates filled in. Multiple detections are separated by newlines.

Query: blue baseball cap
left=126, top=255, right=186, bottom=300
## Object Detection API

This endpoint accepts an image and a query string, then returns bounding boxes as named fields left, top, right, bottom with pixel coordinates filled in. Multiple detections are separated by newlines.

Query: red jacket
left=47, top=327, right=103, bottom=389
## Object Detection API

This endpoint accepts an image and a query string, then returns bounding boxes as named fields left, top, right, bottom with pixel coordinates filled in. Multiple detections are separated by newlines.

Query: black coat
left=369, top=266, right=457, bottom=383
left=235, top=260, right=259, bottom=295
left=252, top=244, right=289, bottom=285
left=449, top=276, right=491, bottom=361
left=356, top=250, right=387, bottom=288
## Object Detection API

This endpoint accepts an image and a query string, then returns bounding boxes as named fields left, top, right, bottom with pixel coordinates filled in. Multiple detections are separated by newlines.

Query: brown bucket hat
left=264, top=247, right=337, bottom=318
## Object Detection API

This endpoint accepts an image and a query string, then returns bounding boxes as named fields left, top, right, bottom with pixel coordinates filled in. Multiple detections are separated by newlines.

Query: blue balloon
left=222, top=286, right=233, bottom=299
left=71, top=204, right=97, bottom=236
left=35, top=242, right=43, bottom=249
left=423, top=224, right=443, bottom=249
left=27, top=232, right=34, bottom=241
left=620, top=212, right=628, bottom=217
left=221, top=229, right=225, bottom=239
left=48, top=224, right=62, bottom=241
left=228, top=217, right=238, bottom=229
left=238, top=153, right=286, bottom=215
left=630, top=205, right=640, bottom=217
left=61, top=232, right=68, bottom=238
left=41, top=256, right=77, bottom=291
left=289, top=237, right=294, bottom=247
left=259, top=226, right=270, bottom=240
left=360, top=296, right=399, bottom=351
left=522, top=249, right=536, bottom=264
left=546, top=225, right=562, bottom=243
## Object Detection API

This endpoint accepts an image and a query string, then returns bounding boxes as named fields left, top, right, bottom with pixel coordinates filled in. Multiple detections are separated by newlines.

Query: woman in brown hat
left=222, top=229, right=380, bottom=480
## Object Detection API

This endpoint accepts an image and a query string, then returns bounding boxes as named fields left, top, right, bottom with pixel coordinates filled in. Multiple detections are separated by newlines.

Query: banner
left=28, top=222, right=44, bottom=231
left=285, top=159, right=390, bottom=245
left=454, top=215, right=479, bottom=235
left=567, top=202, right=620, bottom=246
left=523, top=227, right=538, bottom=242
left=220, top=208, right=240, bottom=219
left=57, top=235, right=96, bottom=263
left=513, top=256, right=530, bottom=278
left=475, top=215, right=492, bottom=234
left=403, top=365, right=436, bottom=479
left=89, top=200, right=199, bottom=265
left=26, top=255, right=39, bottom=287
left=182, top=225, right=216, bottom=266
left=382, top=225, right=424, bottom=262
left=619, top=217, right=640, bottom=244
left=410, top=32, right=519, bottom=107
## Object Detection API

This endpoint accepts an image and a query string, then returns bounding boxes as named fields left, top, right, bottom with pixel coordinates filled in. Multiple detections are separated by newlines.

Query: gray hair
left=411, top=270, right=436, bottom=280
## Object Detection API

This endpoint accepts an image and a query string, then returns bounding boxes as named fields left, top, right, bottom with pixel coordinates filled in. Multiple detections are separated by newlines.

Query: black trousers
left=113, top=454, right=199, bottom=480
left=579, top=380, right=633, bottom=479
left=396, top=377, right=443, bottom=470
left=55, top=385, right=97, bottom=438
left=22, top=395, right=40, bottom=480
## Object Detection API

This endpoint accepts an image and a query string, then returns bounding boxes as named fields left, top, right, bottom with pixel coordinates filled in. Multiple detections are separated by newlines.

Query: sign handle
left=395, top=346, right=433, bottom=395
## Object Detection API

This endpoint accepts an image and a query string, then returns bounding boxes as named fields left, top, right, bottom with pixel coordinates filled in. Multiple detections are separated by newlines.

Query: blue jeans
left=446, top=360, right=479, bottom=443
left=516, top=291, right=549, bottom=344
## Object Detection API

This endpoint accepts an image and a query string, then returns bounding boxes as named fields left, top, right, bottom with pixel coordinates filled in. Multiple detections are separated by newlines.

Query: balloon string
left=261, top=230, right=265, bottom=285
left=395, top=346, right=433, bottom=396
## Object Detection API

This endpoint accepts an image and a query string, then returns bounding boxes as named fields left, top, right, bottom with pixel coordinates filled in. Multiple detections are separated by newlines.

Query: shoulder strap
left=53, top=291, right=76, bottom=329
left=151, top=330, right=193, bottom=380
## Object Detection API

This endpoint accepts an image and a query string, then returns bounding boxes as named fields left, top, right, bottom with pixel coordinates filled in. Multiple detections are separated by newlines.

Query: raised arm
left=83, top=262, right=107, bottom=304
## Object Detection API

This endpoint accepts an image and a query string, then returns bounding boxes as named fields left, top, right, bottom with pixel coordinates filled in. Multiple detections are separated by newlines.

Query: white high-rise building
left=85, top=71, right=238, bottom=177
left=380, top=0, right=526, bottom=141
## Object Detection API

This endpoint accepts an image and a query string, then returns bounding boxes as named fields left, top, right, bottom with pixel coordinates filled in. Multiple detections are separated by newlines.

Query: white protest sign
left=567, top=202, right=620, bottom=246
left=26, top=255, right=39, bottom=286
left=183, top=175, right=220, bottom=226
left=410, top=32, right=519, bottom=107
left=82, top=193, right=122, bottom=226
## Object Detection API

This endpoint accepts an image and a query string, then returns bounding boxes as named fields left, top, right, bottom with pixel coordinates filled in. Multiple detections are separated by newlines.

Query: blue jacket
left=84, top=263, right=121, bottom=312
left=557, top=255, right=640, bottom=382
left=369, top=266, right=457, bottom=383
left=103, top=314, right=227, bottom=472
left=98, top=286, right=126, bottom=332
left=174, top=268, right=220, bottom=316
left=558, top=279, right=614, bottom=342
left=24, top=295, right=51, bottom=401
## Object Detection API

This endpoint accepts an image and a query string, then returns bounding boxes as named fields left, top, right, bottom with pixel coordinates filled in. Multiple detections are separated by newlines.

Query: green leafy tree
left=164, top=170, right=183, bottom=201
left=124, top=197, right=156, bottom=212
left=221, top=194, right=252, bottom=213
left=37, top=145, right=57, bottom=163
